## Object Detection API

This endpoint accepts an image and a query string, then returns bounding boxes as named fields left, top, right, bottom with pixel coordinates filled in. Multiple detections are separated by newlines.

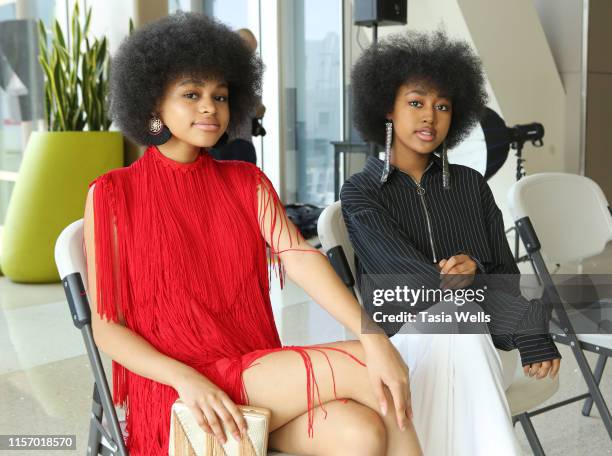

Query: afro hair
left=109, top=12, right=263, bottom=145
left=351, top=30, right=488, bottom=149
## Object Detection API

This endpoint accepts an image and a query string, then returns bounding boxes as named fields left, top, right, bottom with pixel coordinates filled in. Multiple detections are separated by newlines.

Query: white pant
left=388, top=301, right=521, bottom=456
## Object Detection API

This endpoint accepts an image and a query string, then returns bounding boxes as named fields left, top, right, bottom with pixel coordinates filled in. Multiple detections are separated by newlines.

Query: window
left=280, top=0, right=342, bottom=205
left=168, top=0, right=190, bottom=14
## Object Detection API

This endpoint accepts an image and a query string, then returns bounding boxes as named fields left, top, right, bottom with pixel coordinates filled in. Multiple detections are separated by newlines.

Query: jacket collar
left=363, top=153, right=442, bottom=188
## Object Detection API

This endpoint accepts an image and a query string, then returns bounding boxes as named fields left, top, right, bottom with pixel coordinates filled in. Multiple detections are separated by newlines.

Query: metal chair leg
left=517, top=413, right=546, bottom=456
left=88, top=384, right=103, bottom=455
left=582, top=354, right=607, bottom=416
left=569, top=340, right=612, bottom=438
left=82, top=325, right=128, bottom=455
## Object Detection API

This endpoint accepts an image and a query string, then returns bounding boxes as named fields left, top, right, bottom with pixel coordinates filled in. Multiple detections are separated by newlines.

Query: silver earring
left=441, top=141, right=451, bottom=190
left=381, top=120, right=393, bottom=183
left=149, top=116, right=163, bottom=135
left=147, top=115, right=172, bottom=145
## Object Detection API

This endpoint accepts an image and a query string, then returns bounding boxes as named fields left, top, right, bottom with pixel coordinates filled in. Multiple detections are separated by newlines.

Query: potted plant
left=1, top=1, right=127, bottom=282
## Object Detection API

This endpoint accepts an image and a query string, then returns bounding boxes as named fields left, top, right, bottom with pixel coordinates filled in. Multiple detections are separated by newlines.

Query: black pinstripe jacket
left=340, top=155, right=561, bottom=365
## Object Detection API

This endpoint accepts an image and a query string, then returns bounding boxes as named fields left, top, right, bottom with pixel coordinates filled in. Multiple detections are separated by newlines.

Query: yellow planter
left=1, top=131, right=123, bottom=283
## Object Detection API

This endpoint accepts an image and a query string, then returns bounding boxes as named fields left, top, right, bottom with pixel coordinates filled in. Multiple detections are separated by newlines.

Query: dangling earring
left=147, top=115, right=172, bottom=145
left=381, top=120, right=393, bottom=183
left=441, top=141, right=451, bottom=190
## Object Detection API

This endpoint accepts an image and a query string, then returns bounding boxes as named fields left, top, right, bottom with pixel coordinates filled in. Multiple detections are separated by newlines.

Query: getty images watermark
left=0, top=435, right=76, bottom=451
left=359, top=273, right=612, bottom=336
left=371, top=284, right=490, bottom=324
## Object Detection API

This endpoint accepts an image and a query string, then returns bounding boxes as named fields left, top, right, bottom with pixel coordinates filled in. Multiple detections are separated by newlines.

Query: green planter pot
left=1, top=131, right=123, bottom=283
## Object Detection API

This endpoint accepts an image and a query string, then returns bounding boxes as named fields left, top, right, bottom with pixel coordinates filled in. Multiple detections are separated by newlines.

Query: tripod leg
left=515, top=226, right=520, bottom=263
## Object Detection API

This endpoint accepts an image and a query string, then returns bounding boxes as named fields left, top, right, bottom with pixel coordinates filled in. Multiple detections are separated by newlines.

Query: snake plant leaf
left=52, top=20, right=65, bottom=49
left=72, top=20, right=81, bottom=65
left=95, top=38, right=107, bottom=78
left=37, top=20, right=48, bottom=57
left=39, top=57, right=52, bottom=126
left=69, top=109, right=78, bottom=131
left=70, top=8, right=77, bottom=56
left=81, top=55, right=89, bottom=95
left=52, top=57, right=68, bottom=130
left=72, top=0, right=80, bottom=29
left=37, top=19, right=46, bottom=44
left=37, top=0, right=130, bottom=131
left=44, top=89, right=52, bottom=127
left=57, top=46, right=70, bottom=67
left=95, top=97, right=103, bottom=130
left=42, top=54, right=64, bottom=131
left=84, top=7, right=92, bottom=37
left=38, top=56, right=50, bottom=84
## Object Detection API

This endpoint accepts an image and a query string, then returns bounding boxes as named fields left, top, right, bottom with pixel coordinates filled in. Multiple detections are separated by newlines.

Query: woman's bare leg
left=242, top=340, right=422, bottom=456
left=269, top=399, right=386, bottom=456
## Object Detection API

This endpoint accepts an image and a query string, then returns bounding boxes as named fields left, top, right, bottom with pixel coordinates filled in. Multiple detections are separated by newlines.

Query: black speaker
left=354, top=0, right=407, bottom=26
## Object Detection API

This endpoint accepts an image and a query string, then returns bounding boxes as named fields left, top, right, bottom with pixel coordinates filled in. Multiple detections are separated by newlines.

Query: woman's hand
left=172, top=366, right=247, bottom=445
left=360, top=333, right=412, bottom=430
left=438, top=254, right=477, bottom=289
left=524, top=358, right=561, bottom=379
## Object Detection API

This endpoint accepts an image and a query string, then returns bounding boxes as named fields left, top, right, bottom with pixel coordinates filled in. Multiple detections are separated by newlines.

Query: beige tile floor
left=2, top=246, right=612, bottom=456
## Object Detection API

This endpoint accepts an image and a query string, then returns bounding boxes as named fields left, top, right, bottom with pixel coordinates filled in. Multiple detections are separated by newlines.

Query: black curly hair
left=109, top=12, right=263, bottom=145
left=351, top=30, right=488, bottom=149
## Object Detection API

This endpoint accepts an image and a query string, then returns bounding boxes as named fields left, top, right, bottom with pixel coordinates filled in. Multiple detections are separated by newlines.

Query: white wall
left=533, top=0, right=585, bottom=175
left=83, top=0, right=135, bottom=54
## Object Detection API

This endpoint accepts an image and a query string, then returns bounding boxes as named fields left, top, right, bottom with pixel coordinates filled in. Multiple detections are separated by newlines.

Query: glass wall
left=0, top=0, right=57, bottom=233
left=0, top=3, right=16, bottom=21
left=203, top=0, right=254, bottom=30
left=169, top=0, right=257, bottom=30
left=168, top=0, right=191, bottom=13
left=280, top=0, right=342, bottom=205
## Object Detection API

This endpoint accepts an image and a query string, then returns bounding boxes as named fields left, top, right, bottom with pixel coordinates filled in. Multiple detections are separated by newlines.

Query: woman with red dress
left=83, top=12, right=420, bottom=455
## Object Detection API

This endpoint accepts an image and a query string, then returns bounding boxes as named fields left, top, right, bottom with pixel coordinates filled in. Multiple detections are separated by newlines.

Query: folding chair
left=317, top=201, right=561, bottom=455
left=55, top=219, right=295, bottom=456
left=54, top=219, right=128, bottom=456
left=508, top=173, right=612, bottom=444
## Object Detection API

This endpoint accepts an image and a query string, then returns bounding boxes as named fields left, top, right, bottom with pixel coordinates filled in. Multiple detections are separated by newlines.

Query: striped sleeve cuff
left=471, top=256, right=486, bottom=274
left=514, top=333, right=562, bottom=366
left=452, top=250, right=486, bottom=273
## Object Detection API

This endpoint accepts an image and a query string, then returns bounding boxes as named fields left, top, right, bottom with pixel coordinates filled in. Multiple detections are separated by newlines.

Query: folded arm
left=340, top=179, right=561, bottom=371
left=479, top=177, right=561, bottom=369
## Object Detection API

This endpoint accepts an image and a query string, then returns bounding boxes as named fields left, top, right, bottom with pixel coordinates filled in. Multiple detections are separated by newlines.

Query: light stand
left=504, top=122, right=545, bottom=263
left=354, top=0, right=406, bottom=159
left=367, top=23, right=379, bottom=158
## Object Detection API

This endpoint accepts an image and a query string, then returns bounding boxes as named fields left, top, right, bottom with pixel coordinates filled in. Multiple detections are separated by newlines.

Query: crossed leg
left=269, top=399, right=387, bottom=456
left=241, top=339, right=422, bottom=456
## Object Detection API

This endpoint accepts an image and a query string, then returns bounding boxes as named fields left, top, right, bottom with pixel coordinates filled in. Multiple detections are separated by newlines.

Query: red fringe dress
left=88, top=146, right=365, bottom=455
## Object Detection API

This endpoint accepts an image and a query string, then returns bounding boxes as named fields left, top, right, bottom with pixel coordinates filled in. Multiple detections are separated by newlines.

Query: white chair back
left=507, top=173, right=612, bottom=263
left=317, top=200, right=357, bottom=278
left=54, top=218, right=88, bottom=289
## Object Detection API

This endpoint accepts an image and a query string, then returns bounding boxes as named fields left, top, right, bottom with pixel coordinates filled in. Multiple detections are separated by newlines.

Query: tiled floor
left=1, top=246, right=612, bottom=455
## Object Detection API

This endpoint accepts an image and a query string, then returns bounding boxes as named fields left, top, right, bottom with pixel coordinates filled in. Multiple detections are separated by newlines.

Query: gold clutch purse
left=169, top=399, right=271, bottom=456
